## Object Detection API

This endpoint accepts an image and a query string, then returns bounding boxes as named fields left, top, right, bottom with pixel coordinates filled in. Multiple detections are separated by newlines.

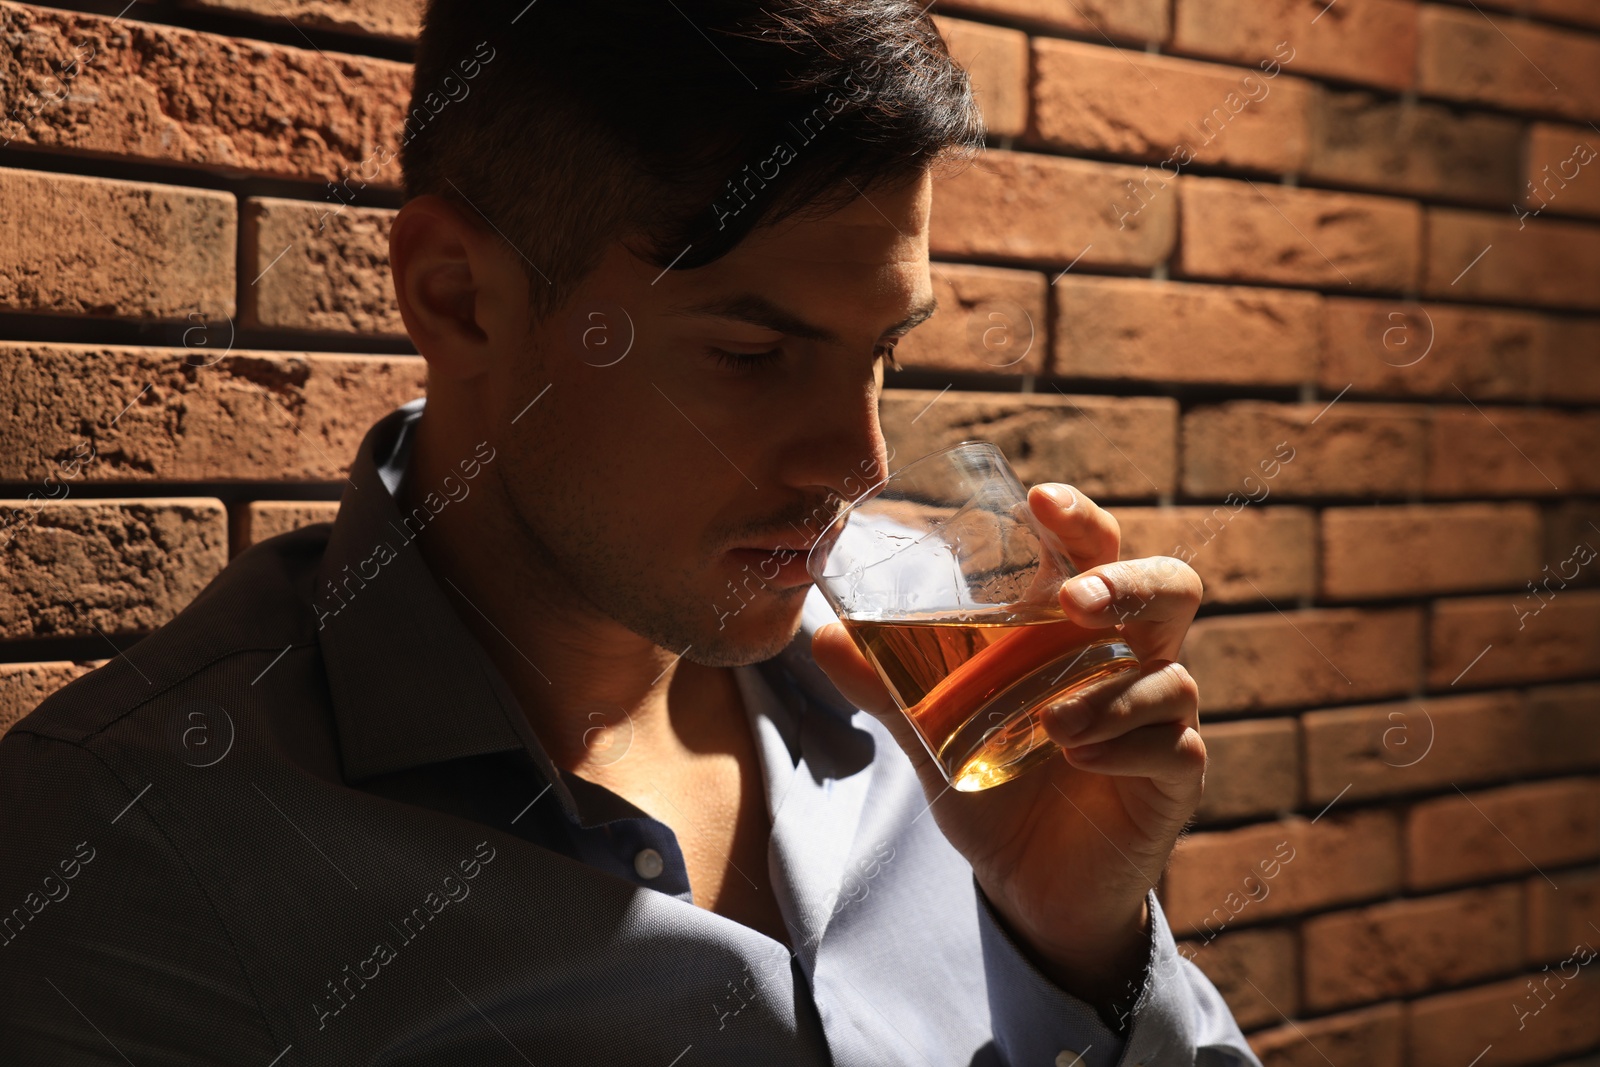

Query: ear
left=389, top=194, right=507, bottom=381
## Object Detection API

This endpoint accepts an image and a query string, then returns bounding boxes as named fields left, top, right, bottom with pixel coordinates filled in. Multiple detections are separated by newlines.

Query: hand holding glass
left=806, top=441, right=1140, bottom=792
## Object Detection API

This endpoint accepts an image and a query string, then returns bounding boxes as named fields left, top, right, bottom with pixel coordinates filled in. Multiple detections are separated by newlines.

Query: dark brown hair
left=399, top=0, right=985, bottom=323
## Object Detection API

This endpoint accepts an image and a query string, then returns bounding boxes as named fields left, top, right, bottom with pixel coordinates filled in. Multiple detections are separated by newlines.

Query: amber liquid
left=842, top=608, right=1138, bottom=791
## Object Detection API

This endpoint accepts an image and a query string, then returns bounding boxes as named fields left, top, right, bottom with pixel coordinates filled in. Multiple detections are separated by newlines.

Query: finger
left=810, top=622, right=896, bottom=717
left=1058, top=555, right=1203, bottom=663
left=1062, top=719, right=1207, bottom=803
left=1041, top=660, right=1199, bottom=748
left=1026, top=484, right=1120, bottom=573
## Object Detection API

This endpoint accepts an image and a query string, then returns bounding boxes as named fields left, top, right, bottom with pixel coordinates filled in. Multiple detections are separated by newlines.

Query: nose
left=780, top=372, right=891, bottom=515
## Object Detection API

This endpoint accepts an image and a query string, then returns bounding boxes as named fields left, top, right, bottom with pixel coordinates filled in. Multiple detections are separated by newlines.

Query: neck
left=397, top=409, right=742, bottom=778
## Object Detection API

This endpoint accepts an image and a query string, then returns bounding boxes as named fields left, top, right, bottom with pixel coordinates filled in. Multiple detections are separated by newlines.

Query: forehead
left=738, top=170, right=931, bottom=265
left=672, top=170, right=933, bottom=312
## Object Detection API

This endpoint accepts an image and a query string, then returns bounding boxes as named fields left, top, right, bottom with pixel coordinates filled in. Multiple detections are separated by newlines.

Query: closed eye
left=706, top=346, right=783, bottom=371
left=705, top=344, right=902, bottom=372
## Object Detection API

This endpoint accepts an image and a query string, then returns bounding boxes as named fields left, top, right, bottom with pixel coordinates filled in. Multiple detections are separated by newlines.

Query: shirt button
left=634, top=847, right=665, bottom=879
left=1054, top=1052, right=1086, bottom=1067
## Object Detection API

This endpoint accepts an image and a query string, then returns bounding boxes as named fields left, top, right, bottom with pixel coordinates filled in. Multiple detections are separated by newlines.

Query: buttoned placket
left=480, top=634, right=822, bottom=910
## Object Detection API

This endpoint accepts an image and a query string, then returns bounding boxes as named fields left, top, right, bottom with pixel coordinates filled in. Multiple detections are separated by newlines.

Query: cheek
left=518, top=333, right=781, bottom=572
left=515, top=392, right=726, bottom=565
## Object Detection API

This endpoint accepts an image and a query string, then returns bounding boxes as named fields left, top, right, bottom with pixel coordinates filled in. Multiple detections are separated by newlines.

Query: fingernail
left=1065, top=575, right=1111, bottom=612
left=1040, top=483, right=1076, bottom=509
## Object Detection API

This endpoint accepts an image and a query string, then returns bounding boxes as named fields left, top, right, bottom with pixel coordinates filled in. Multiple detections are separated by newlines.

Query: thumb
left=811, top=622, right=896, bottom=717
left=811, top=622, right=944, bottom=791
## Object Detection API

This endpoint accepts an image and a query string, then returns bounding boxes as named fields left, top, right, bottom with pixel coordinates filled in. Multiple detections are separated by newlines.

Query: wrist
left=1025, top=895, right=1153, bottom=1026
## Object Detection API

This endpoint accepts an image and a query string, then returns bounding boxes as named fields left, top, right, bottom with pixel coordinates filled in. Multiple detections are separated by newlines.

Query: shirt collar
left=314, top=400, right=864, bottom=805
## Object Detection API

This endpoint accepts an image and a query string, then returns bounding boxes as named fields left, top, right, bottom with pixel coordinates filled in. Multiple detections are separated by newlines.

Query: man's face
left=489, top=169, right=935, bottom=667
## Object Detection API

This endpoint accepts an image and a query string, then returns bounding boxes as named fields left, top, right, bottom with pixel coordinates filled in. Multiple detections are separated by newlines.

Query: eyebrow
left=663, top=292, right=939, bottom=345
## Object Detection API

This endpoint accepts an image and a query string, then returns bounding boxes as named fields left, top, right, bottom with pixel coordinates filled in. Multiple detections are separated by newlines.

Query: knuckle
left=1164, top=661, right=1200, bottom=705
left=1103, top=684, right=1139, bottom=722
left=1102, top=509, right=1121, bottom=551
left=1099, top=558, right=1138, bottom=587
left=1102, top=559, right=1148, bottom=601
left=1091, top=562, right=1148, bottom=622
left=1151, top=555, right=1203, bottom=606
left=1107, top=555, right=1204, bottom=608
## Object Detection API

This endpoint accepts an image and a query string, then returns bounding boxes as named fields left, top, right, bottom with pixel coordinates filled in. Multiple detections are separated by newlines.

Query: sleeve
left=974, top=878, right=1263, bottom=1067
left=0, top=729, right=289, bottom=1066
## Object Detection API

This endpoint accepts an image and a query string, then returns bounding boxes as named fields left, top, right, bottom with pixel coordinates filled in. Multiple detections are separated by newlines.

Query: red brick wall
left=3, top=2, right=1598, bottom=1063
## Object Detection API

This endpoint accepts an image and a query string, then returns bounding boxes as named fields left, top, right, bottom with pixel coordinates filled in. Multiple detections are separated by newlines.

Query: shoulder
left=0, top=521, right=334, bottom=936
left=5, top=522, right=330, bottom=751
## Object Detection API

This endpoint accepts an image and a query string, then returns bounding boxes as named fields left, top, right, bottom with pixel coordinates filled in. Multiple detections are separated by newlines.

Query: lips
left=725, top=544, right=817, bottom=589
left=730, top=530, right=820, bottom=555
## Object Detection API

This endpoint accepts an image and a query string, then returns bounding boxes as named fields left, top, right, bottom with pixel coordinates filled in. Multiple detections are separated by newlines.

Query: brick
left=931, top=16, right=1028, bottom=140
left=1429, top=590, right=1600, bottom=690
left=178, top=0, right=424, bottom=40
left=1028, top=40, right=1312, bottom=173
left=0, top=2, right=412, bottom=181
left=1163, top=811, right=1401, bottom=934
left=1320, top=299, right=1543, bottom=401
left=1175, top=926, right=1298, bottom=1030
left=1117, top=506, right=1316, bottom=606
left=0, top=661, right=93, bottom=736
left=1182, top=402, right=1428, bottom=500
left=1303, top=884, right=1524, bottom=1011
left=0, top=168, right=233, bottom=321
left=1053, top=276, right=1319, bottom=387
left=1523, top=125, right=1600, bottom=222
left=1543, top=318, right=1600, bottom=402
left=1321, top=503, right=1542, bottom=600
left=1249, top=1002, right=1403, bottom=1067
left=1303, top=691, right=1534, bottom=803
left=1408, top=970, right=1600, bottom=1067
left=879, top=391, right=1177, bottom=500
left=242, top=198, right=403, bottom=338
left=1526, top=867, right=1600, bottom=963
left=1418, top=5, right=1600, bottom=123
left=899, top=263, right=1047, bottom=375
left=1182, top=608, right=1423, bottom=713
left=929, top=150, right=1174, bottom=270
left=1437, top=0, right=1600, bottom=30
left=1193, top=718, right=1300, bottom=824
left=1306, top=90, right=1522, bottom=206
left=1177, top=178, right=1421, bottom=291
left=1428, top=407, right=1600, bottom=497
left=1424, top=208, right=1600, bottom=311
left=233, top=500, right=341, bottom=555
left=1171, top=0, right=1418, bottom=92
left=931, top=0, right=1168, bottom=42
left=1542, top=504, right=1600, bottom=588
left=1527, top=683, right=1600, bottom=775
left=1406, top=779, right=1600, bottom=891
left=0, top=344, right=426, bottom=483
left=0, top=499, right=227, bottom=640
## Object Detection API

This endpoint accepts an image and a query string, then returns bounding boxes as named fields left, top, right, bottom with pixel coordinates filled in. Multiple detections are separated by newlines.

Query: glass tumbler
left=806, top=440, right=1140, bottom=791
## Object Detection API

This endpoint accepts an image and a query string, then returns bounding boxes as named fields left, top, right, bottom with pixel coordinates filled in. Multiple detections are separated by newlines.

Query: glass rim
left=804, top=438, right=1002, bottom=581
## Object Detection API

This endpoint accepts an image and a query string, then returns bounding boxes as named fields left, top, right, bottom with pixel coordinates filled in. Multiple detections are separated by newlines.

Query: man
left=0, top=2, right=1261, bottom=1064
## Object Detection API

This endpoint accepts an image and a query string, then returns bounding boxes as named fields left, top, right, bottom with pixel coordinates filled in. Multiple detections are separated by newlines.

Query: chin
left=689, top=590, right=809, bottom=667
